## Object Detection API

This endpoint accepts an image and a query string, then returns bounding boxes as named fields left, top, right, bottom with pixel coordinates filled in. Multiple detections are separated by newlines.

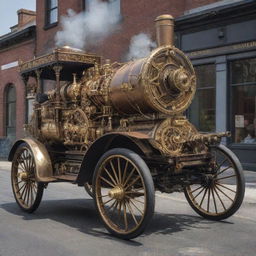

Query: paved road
left=0, top=161, right=255, bottom=256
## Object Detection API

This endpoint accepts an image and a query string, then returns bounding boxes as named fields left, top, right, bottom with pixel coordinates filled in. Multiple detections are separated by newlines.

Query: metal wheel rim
left=185, top=147, right=240, bottom=216
left=95, top=155, right=147, bottom=234
left=12, top=147, right=39, bottom=209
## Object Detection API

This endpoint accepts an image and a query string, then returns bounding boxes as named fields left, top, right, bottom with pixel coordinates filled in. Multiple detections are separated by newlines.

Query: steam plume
left=126, top=33, right=156, bottom=61
left=55, top=0, right=120, bottom=49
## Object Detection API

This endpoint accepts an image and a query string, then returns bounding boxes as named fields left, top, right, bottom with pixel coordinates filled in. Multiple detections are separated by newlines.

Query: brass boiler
left=109, top=15, right=196, bottom=116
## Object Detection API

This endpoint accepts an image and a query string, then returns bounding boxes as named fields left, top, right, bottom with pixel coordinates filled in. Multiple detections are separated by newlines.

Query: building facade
left=175, top=0, right=256, bottom=169
left=0, top=9, right=36, bottom=158
left=5, top=0, right=249, bottom=163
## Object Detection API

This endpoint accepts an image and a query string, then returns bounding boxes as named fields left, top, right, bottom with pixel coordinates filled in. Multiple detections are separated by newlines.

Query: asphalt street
left=0, top=161, right=255, bottom=256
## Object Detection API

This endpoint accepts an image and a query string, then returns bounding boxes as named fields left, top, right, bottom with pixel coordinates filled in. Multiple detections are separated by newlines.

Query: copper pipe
left=155, top=14, right=174, bottom=47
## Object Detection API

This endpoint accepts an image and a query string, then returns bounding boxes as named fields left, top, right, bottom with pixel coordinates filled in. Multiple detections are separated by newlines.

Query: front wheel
left=11, top=143, right=44, bottom=213
left=93, top=148, right=155, bottom=239
left=184, top=144, right=245, bottom=220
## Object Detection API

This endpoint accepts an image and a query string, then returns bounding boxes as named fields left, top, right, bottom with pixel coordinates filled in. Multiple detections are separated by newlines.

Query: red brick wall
left=0, top=40, right=35, bottom=139
left=36, top=0, right=84, bottom=55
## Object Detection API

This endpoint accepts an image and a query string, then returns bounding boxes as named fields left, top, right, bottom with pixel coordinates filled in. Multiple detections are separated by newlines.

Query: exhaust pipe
left=155, top=14, right=174, bottom=47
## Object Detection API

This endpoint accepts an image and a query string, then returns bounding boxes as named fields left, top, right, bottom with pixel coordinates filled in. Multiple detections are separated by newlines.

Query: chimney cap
left=155, top=14, right=174, bottom=22
left=17, top=9, right=36, bottom=16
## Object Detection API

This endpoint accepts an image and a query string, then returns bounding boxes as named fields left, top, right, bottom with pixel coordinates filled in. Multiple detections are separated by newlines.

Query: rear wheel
left=93, top=148, right=155, bottom=239
left=11, top=143, right=44, bottom=213
left=184, top=144, right=245, bottom=220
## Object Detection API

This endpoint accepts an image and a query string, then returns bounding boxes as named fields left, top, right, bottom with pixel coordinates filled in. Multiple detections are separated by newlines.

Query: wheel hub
left=18, top=171, right=29, bottom=181
left=108, top=186, right=125, bottom=200
left=204, top=175, right=215, bottom=187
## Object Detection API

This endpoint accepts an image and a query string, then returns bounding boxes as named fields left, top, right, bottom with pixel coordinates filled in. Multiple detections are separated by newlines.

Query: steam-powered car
left=9, top=15, right=245, bottom=239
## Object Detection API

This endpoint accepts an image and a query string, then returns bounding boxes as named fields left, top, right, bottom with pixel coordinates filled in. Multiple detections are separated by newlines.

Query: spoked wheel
left=184, top=144, right=245, bottom=220
left=84, top=182, right=94, bottom=198
left=11, top=143, right=44, bottom=213
left=93, top=148, right=155, bottom=239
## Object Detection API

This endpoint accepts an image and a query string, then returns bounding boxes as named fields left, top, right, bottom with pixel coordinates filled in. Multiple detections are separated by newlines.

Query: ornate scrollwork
left=63, top=108, right=89, bottom=145
left=142, top=46, right=196, bottom=115
left=152, top=118, right=198, bottom=155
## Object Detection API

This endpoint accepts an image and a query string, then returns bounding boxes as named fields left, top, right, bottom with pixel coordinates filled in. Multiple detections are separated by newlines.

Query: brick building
left=0, top=9, right=36, bottom=157
left=0, top=0, right=222, bottom=158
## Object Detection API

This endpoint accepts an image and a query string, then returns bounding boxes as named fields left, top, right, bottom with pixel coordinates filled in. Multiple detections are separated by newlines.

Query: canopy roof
left=19, top=47, right=101, bottom=81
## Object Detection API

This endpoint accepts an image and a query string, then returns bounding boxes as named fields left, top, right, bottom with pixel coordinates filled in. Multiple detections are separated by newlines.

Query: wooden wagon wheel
left=11, top=143, right=44, bottom=213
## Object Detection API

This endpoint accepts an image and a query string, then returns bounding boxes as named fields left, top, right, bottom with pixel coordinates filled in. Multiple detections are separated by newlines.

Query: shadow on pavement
left=1, top=198, right=233, bottom=243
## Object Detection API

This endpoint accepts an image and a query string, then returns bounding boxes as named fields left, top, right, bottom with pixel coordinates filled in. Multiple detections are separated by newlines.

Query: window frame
left=5, top=84, right=16, bottom=138
left=44, top=0, right=58, bottom=29
left=229, top=57, right=256, bottom=144
left=188, top=63, right=216, bottom=132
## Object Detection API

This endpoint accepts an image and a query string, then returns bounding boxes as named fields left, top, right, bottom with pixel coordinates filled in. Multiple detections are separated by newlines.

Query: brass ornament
left=152, top=117, right=198, bottom=155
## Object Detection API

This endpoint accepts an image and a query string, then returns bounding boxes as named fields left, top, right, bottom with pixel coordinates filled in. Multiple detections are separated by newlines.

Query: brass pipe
left=155, top=14, right=174, bottom=47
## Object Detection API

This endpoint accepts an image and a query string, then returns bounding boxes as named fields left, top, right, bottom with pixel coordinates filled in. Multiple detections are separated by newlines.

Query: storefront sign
left=235, top=115, right=245, bottom=128
left=187, top=41, right=256, bottom=59
left=1, top=61, right=18, bottom=70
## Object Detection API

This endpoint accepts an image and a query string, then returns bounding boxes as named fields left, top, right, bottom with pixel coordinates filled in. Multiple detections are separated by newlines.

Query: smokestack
left=155, top=14, right=174, bottom=47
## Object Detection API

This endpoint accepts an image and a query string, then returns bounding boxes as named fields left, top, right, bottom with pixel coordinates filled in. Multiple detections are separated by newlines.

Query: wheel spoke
left=20, top=183, right=28, bottom=199
left=99, top=176, right=115, bottom=188
left=126, top=195, right=144, bottom=205
left=110, top=160, right=120, bottom=184
left=117, top=201, right=122, bottom=218
left=31, top=182, right=37, bottom=194
left=123, top=167, right=135, bottom=187
left=17, top=182, right=26, bottom=193
left=216, top=174, right=237, bottom=181
left=125, top=190, right=144, bottom=196
left=190, top=185, right=204, bottom=194
left=129, top=198, right=143, bottom=215
left=97, top=194, right=109, bottom=198
left=216, top=165, right=232, bottom=176
left=118, top=158, right=122, bottom=185
left=15, top=180, right=24, bottom=185
left=107, top=199, right=117, bottom=212
left=22, top=152, right=29, bottom=171
left=23, top=184, right=29, bottom=204
left=216, top=158, right=228, bottom=171
left=213, top=186, right=226, bottom=210
left=199, top=187, right=208, bottom=207
left=123, top=202, right=128, bottom=231
left=122, top=160, right=129, bottom=183
left=30, top=184, right=34, bottom=204
left=26, top=183, right=31, bottom=206
left=17, top=158, right=26, bottom=171
left=125, top=176, right=140, bottom=190
left=211, top=187, right=218, bottom=214
left=215, top=185, right=234, bottom=202
left=207, top=187, right=211, bottom=212
left=193, top=187, right=205, bottom=200
left=127, top=201, right=138, bottom=225
left=216, top=182, right=236, bottom=193
left=103, top=198, right=115, bottom=205
left=103, top=167, right=117, bottom=186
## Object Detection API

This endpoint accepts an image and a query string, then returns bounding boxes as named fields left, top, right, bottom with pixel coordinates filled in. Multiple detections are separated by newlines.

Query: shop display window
left=189, top=64, right=216, bottom=132
left=230, top=58, right=256, bottom=144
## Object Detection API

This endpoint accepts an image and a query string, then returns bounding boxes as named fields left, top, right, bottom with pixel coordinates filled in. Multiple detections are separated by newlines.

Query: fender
left=8, top=138, right=54, bottom=183
left=76, top=132, right=154, bottom=186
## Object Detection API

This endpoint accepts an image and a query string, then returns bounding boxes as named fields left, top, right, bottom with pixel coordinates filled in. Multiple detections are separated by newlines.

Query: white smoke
left=55, top=0, right=120, bottom=49
left=126, top=33, right=156, bottom=61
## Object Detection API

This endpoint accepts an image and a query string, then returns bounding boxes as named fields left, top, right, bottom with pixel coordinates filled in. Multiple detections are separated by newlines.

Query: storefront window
left=189, top=64, right=216, bottom=132
left=230, top=58, right=256, bottom=144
